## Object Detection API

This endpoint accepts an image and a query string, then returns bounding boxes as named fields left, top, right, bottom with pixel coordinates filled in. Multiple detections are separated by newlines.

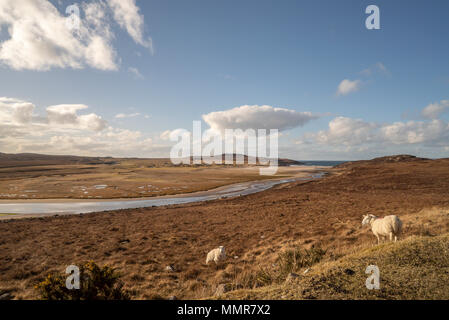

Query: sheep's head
left=218, top=246, right=225, bottom=253
left=362, top=214, right=376, bottom=226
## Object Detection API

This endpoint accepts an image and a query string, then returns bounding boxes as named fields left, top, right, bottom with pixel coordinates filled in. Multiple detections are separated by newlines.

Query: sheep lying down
left=206, top=246, right=226, bottom=264
left=362, top=214, right=403, bottom=244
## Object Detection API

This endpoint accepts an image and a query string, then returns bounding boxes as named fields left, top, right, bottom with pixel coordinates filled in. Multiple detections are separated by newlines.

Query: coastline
left=0, top=165, right=328, bottom=204
left=0, top=166, right=329, bottom=218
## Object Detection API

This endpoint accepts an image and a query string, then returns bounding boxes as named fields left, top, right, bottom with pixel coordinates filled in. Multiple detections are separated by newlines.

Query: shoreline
left=0, top=166, right=329, bottom=219
left=0, top=165, right=329, bottom=204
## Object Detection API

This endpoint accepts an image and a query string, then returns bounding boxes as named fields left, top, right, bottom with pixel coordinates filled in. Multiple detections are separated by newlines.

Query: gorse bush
left=35, top=261, right=130, bottom=300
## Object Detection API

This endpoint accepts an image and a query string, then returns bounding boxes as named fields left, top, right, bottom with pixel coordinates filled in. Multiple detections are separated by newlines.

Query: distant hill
left=191, top=154, right=304, bottom=166
left=0, top=152, right=116, bottom=168
left=336, top=154, right=429, bottom=168
left=0, top=152, right=303, bottom=168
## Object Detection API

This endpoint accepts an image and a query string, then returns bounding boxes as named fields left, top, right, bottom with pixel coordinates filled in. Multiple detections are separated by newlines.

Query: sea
left=293, top=160, right=347, bottom=167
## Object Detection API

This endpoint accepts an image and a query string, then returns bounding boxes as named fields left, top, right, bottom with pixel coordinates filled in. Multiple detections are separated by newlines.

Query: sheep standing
left=206, top=246, right=226, bottom=265
left=362, top=214, right=402, bottom=244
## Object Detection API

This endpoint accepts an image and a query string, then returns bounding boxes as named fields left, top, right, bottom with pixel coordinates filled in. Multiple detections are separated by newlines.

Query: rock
left=233, top=256, right=239, bottom=259
left=285, top=273, right=299, bottom=283
left=0, top=292, right=13, bottom=300
left=214, top=284, right=231, bottom=297
left=165, top=265, right=175, bottom=272
left=303, top=268, right=310, bottom=275
left=168, top=295, right=177, bottom=300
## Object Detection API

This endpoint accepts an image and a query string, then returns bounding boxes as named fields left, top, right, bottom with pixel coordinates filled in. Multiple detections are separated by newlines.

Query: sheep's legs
left=376, top=235, right=380, bottom=245
left=389, top=232, right=394, bottom=242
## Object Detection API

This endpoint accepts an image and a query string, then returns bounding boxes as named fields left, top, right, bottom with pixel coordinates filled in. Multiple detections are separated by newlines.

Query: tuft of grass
left=228, top=246, right=327, bottom=291
left=276, top=246, right=327, bottom=279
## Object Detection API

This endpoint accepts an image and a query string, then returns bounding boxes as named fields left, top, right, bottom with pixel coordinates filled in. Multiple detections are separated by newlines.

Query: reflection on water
left=0, top=173, right=324, bottom=216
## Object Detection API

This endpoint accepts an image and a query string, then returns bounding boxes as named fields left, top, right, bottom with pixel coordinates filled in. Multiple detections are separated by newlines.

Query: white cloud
left=115, top=112, right=141, bottom=119
left=301, top=103, right=449, bottom=149
left=160, top=129, right=190, bottom=141
left=0, top=96, right=165, bottom=157
left=421, top=100, right=449, bottom=119
left=128, top=66, right=144, bottom=79
left=309, top=117, right=379, bottom=146
left=0, top=97, right=34, bottom=124
left=202, top=105, right=318, bottom=133
left=108, top=0, right=154, bottom=54
left=376, top=62, right=389, bottom=74
left=360, top=62, right=390, bottom=76
left=380, top=119, right=449, bottom=144
left=160, top=130, right=172, bottom=140
left=46, top=104, right=107, bottom=131
left=0, top=97, right=107, bottom=132
left=336, top=79, right=361, bottom=96
left=0, top=0, right=117, bottom=71
left=0, top=0, right=152, bottom=71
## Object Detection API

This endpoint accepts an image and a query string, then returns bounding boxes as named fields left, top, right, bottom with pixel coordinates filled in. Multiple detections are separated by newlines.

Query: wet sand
left=0, top=166, right=327, bottom=218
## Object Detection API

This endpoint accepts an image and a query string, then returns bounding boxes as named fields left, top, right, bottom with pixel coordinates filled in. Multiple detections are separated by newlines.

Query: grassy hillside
left=220, top=233, right=449, bottom=300
left=1, top=157, right=448, bottom=299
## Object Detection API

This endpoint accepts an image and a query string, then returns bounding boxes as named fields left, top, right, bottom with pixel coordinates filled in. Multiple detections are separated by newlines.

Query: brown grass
left=221, top=233, right=449, bottom=300
left=0, top=158, right=449, bottom=299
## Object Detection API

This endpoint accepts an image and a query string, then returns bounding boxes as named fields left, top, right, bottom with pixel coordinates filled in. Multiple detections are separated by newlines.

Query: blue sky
left=1, top=0, right=449, bottom=160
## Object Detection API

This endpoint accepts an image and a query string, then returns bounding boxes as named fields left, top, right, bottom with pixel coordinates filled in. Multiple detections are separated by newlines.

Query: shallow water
left=0, top=173, right=324, bottom=216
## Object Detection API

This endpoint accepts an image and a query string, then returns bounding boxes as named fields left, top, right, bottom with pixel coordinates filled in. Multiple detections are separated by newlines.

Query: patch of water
left=0, top=173, right=325, bottom=216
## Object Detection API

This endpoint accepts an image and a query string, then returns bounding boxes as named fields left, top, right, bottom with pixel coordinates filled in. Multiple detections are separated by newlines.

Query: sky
left=1, top=0, right=449, bottom=160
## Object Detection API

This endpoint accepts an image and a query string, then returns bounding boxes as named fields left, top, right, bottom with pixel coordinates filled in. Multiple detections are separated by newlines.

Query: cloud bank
left=296, top=99, right=449, bottom=159
left=0, top=96, right=163, bottom=157
left=202, top=105, right=318, bottom=133
left=0, top=0, right=152, bottom=71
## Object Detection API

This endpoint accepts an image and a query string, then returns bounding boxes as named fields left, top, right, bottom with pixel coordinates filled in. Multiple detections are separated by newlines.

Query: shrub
left=35, top=261, right=130, bottom=300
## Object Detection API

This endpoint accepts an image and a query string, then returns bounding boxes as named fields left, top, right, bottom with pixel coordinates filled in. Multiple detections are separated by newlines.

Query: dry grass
left=0, top=158, right=449, bottom=299
left=221, top=233, right=449, bottom=300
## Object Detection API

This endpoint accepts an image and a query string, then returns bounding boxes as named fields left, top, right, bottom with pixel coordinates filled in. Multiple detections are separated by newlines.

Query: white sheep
left=362, top=214, right=403, bottom=244
left=206, top=246, right=226, bottom=265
